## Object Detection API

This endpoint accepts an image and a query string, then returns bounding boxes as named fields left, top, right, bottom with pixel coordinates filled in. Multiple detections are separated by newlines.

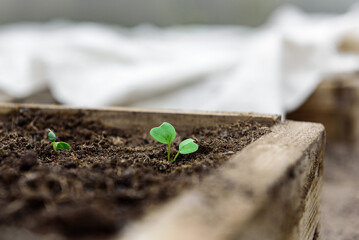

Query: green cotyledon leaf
left=48, top=129, right=57, bottom=142
left=179, top=138, right=198, bottom=154
left=51, top=142, right=71, bottom=151
left=150, top=122, right=176, bottom=144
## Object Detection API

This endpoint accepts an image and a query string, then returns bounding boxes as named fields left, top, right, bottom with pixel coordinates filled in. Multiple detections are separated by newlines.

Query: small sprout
left=48, top=129, right=71, bottom=151
left=150, top=122, right=198, bottom=163
left=150, top=122, right=176, bottom=161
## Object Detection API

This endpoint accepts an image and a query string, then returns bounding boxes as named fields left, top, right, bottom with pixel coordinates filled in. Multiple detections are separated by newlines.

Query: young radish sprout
left=48, top=129, right=71, bottom=151
left=150, top=122, right=198, bottom=163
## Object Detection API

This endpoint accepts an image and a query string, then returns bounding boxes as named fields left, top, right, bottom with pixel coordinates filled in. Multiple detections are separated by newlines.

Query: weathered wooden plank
left=118, top=121, right=325, bottom=240
left=0, top=103, right=281, bottom=130
left=338, top=32, right=359, bottom=54
left=288, top=73, right=359, bottom=142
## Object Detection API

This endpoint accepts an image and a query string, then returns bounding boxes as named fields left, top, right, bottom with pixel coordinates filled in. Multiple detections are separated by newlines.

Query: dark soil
left=0, top=108, right=270, bottom=239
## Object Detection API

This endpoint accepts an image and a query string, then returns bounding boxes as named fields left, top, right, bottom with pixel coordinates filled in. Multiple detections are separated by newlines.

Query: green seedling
left=150, top=122, right=198, bottom=163
left=48, top=129, right=71, bottom=151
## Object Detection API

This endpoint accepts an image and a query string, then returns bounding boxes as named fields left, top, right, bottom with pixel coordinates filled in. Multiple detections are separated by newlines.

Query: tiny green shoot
left=48, top=129, right=71, bottom=151
left=150, top=122, right=198, bottom=163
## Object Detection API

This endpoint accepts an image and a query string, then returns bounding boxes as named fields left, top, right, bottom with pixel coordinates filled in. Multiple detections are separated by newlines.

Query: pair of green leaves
left=150, top=122, right=198, bottom=163
left=48, top=129, right=71, bottom=151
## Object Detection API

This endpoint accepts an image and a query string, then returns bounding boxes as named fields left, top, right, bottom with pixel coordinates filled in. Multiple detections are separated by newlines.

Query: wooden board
left=0, top=104, right=325, bottom=240
left=338, top=31, right=359, bottom=54
left=0, top=103, right=280, bottom=130
left=287, top=72, right=359, bottom=142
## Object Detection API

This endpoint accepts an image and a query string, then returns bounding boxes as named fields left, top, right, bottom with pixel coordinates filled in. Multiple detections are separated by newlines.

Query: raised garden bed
left=288, top=72, right=359, bottom=142
left=0, top=104, right=325, bottom=240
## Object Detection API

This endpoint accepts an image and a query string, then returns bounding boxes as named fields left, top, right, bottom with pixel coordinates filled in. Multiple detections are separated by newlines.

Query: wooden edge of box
left=0, top=103, right=281, bottom=128
left=288, top=73, right=359, bottom=113
left=287, top=73, right=359, bottom=141
left=117, top=121, right=326, bottom=240
left=338, top=32, right=359, bottom=54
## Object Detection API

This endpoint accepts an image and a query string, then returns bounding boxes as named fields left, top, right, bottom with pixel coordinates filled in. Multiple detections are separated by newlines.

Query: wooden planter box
left=287, top=72, right=359, bottom=142
left=0, top=104, right=325, bottom=240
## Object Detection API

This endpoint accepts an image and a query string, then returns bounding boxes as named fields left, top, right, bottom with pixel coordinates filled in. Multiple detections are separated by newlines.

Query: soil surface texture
left=0, top=109, right=270, bottom=240
left=321, top=142, right=359, bottom=240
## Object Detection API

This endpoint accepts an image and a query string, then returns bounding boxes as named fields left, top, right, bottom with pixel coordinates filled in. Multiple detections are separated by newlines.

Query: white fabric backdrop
left=1, top=5, right=359, bottom=115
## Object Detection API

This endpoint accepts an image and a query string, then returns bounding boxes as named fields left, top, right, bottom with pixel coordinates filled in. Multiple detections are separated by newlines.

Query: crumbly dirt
left=321, top=142, right=359, bottom=240
left=0, top=108, right=270, bottom=240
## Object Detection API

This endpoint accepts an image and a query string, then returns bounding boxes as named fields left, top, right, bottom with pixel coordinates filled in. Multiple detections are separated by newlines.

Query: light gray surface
left=1, top=7, right=359, bottom=114
left=322, top=143, right=359, bottom=240
left=0, top=0, right=358, bottom=26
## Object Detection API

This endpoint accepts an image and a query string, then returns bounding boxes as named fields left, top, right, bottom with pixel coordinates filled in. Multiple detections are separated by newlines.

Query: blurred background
left=1, top=1, right=359, bottom=239
left=0, top=0, right=359, bottom=26
left=0, top=0, right=359, bottom=115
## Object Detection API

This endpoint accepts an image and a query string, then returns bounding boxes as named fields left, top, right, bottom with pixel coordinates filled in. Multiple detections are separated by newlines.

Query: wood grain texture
left=118, top=121, right=325, bottom=240
left=288, top=73, right=359, bottom=142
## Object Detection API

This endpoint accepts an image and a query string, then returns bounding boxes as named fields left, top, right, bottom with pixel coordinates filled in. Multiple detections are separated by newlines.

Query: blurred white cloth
left=1, top=5, right=359, bottom=115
